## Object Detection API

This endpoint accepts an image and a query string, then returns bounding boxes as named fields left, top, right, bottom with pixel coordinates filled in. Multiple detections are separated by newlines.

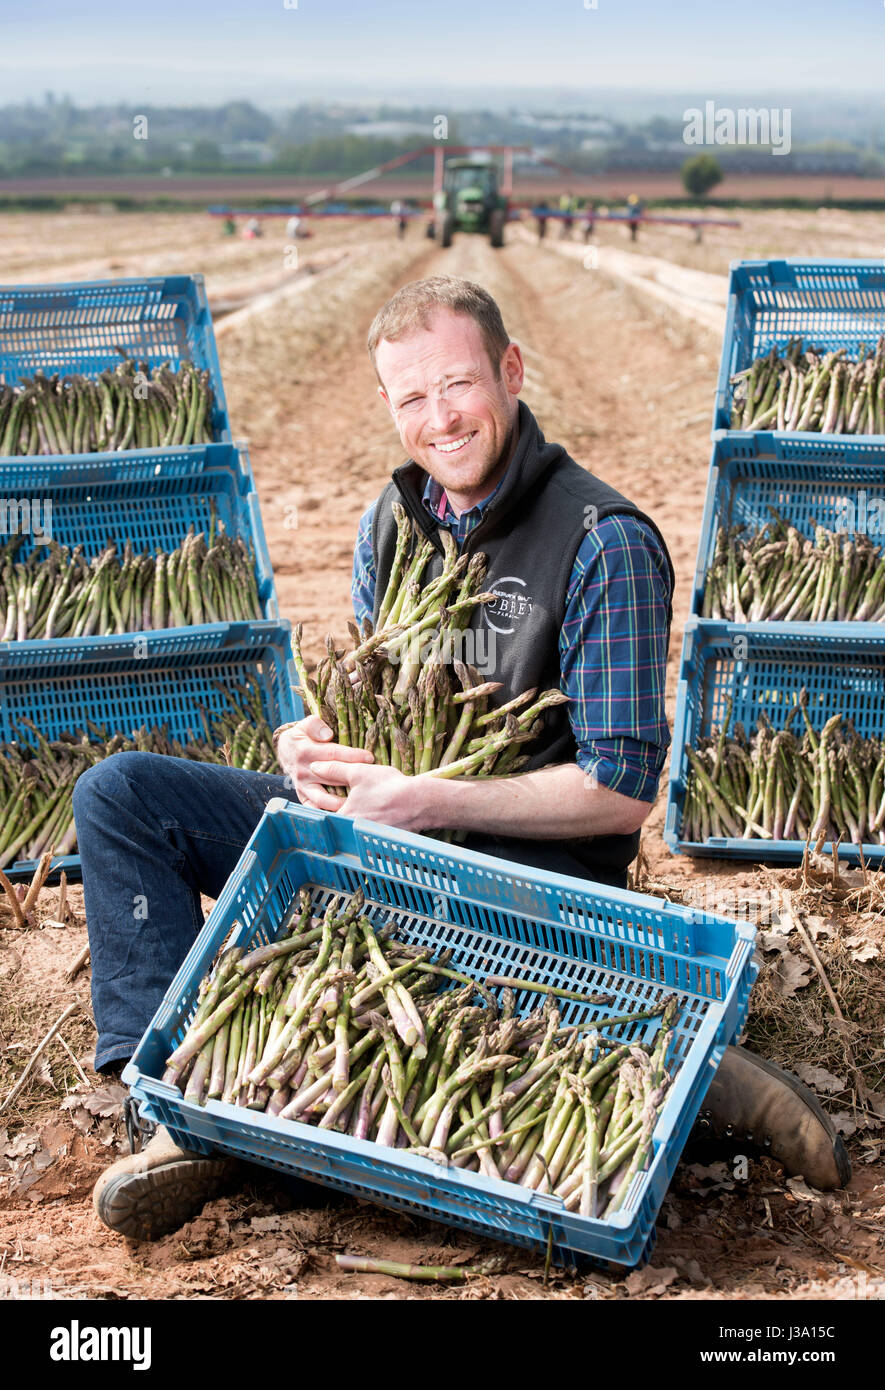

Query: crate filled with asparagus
left=701, top=508, right=885, bottom=623
left=0, top=622, right=298, bottom=879
left=127, top=801, right=757, bottom=1266
left=684, top=695, right=885, bottom=847
left=162, top=887, right=680, bottom=1219
left=691, top=433, right=885, bottom=622
left=291, top=503, right=567, bottom=783
left=665, top=621, right=885, bottom=864
left=729, top=337, right=885, bottom=435
left=1, top=525, right=263, bottom=641
left=714, top=259, right=885, bottom=432
left=0, top=358, right=216, bottom=457
left=0, top=444, right=278, bottom=636
left=0, top=274, right=230, bottom=451
left=0, top=680, right=280, bottom=872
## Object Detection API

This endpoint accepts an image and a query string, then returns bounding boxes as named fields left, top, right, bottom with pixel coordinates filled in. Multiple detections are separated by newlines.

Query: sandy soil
left=0, top=211, right=883, bottom=1301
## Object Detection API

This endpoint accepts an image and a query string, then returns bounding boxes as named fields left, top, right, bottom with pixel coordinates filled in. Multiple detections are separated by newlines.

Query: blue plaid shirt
left=352, top=475, right=671, bottom=802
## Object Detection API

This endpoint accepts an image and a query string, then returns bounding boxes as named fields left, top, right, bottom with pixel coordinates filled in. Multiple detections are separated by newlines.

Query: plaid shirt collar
left=420, top=473, right=505, bottom=543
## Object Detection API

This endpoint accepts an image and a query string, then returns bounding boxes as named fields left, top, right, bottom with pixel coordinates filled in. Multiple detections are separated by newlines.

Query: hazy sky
left=1, top=0, right=883, bottom=105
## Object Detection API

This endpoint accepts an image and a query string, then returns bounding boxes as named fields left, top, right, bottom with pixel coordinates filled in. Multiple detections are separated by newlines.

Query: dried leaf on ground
left=3, top=1128, right=40, bottom=1159
left=804, top=915, right=834, bottom=942
left=785, top=1176, right=838, bottom=1206
left=32, top=1056, right=54, bottom=1091
left=60, top=1083, right=127, bottom=1125
left=60, top=1083, right=127, bottom=1141
left=830, top=1112, right=859, bottom=1138
left=774, top=953, right=812, bottom=996
left=15, top=1148, right=57, bottom=1190
left=96, top=1117, right=119, bottom=1147
left=683, top=1162, right=734, bottom=1193
left=795, top=1064, right=847, bottom=1095
left=39, top=1122, right=71, bottom=1153
left=671, top=1256, right=710, bottom=1287
left=624, top=1264, right=679, bottom=1296
left=844, top=934, right=880, bottom=963
left=757, top=932, right=791, bottom=955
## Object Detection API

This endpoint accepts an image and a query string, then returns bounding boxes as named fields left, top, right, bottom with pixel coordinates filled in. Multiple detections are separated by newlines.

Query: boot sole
left=95, top=1156, right=238, bottom=1241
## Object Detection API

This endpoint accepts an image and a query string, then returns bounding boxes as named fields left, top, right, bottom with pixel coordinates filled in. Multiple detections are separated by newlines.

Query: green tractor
left=430, top=156, right=508, bottom=249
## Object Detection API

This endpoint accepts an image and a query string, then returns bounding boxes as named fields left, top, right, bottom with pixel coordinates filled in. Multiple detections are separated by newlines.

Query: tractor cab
left=431, top=157, right=507, bottom=248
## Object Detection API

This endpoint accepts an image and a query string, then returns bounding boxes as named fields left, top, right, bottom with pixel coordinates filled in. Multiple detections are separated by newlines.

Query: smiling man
left=81, top=275, right=849, bottom=1243
left=281, top=277, right=673, bottom=880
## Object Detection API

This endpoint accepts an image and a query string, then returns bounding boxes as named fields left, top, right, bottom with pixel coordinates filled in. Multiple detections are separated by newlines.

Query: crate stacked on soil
left=124, top=800, right=757, bottom=1269
left=664, top=621, right=885, bottom=866
left=0, top=276, right=230, bottom=458
left=0, top=444, right=278, bottom=643
left=0, top=623, right=300, bottom=881
left=670, top=260, right=885, bottom=863
left=0, top=277, right=291, bottom=881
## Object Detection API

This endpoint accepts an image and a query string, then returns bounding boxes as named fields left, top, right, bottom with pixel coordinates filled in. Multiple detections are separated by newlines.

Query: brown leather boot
left=687, top=1045, right=851, bottom=1190
left=93, top=1126, right=239, bottom=1240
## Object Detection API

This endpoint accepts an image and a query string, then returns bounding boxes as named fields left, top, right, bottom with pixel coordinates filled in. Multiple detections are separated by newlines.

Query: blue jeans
left=73, top=751, right=628, bottom=1072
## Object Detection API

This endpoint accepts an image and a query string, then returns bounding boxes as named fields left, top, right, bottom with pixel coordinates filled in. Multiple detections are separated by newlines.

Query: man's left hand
left=309, top=758, right=429, bottom=831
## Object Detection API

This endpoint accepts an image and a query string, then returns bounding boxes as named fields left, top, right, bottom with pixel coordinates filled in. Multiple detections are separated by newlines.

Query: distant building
left=344, top=120, right=429, bottom=139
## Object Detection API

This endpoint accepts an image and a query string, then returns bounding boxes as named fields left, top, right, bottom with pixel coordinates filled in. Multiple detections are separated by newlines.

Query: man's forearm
left=411, top=761, right=652, bottom=839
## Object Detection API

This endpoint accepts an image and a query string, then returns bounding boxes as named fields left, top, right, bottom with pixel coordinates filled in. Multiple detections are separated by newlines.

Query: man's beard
left=419, top=415, right=517, bottom=490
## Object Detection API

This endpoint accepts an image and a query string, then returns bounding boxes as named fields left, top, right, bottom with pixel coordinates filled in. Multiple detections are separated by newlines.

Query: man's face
left=375, top=310, right=524, bottom=498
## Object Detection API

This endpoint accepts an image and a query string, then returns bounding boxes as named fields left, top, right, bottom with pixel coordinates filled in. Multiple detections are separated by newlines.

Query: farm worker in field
left=222, top=216, right=236, bottom=237
left=390, top=200, right=408, bottom=239
left=285, top=214, right=301, bottom=241
left=627, top=194, right=643, bottom=241
left=535, top=203, right=550, bottom=242
left=582, top=203, right=596, bottom=242
left=559, top=190, right=575, bottom=239
left=80, top=276, right=851, bottom=1240
left=243, top=216, right=262, bottom=239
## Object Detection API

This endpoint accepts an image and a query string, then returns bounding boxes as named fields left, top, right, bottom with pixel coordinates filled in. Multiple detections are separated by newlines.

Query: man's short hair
left=367, top=276, right=510, bottom=384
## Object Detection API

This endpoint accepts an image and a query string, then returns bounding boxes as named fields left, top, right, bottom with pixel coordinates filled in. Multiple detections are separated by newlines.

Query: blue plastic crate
left=125, top=801, right=756, bottom=1270
left=692, top=431, right=885, bottom=617
left=665, top=618, right=885, bottom=865
left=715, top=258, right=885, bottom=432
left=0, top=275, right=230, bottom=451
left=1, top=622, right=301, bottom=881
left=0, top=442, right=278, bottom=627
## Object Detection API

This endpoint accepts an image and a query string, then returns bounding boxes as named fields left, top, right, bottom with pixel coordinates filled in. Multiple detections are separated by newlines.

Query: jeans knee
left=73, top=750, right=159, bottom=824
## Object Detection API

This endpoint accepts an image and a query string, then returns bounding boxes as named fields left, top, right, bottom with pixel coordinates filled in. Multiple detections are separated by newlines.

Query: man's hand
left=275, top=719, right=653, bottom=843
left=307, top=758, right=428, bottom=831
left=275, top=715, right=373, bottom=812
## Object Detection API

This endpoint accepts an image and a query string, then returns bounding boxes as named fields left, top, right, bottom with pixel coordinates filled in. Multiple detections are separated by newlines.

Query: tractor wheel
left=438, top=214, right=454, bottom=248
left=489, top=209, right=506, bottom=249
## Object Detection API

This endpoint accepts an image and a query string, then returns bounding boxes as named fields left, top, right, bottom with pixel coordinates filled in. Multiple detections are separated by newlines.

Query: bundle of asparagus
left=291, top=503, right=568, bottom=782
left=683, top=693, right=885, bottom=845
left=1, top=523, right=261, bottom=641
left=730, top=337, right=885, bottom=435
left=0, top=358, right=215, bottom=457
left=164, top=888, right=679, bottom=1218
left=0, top=680, right=278, bottom=869
left=702, top=509, right=885, bottom=622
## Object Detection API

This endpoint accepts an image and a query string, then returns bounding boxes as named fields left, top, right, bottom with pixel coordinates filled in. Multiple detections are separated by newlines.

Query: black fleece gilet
left=371, top=399, right=674, bottom=877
